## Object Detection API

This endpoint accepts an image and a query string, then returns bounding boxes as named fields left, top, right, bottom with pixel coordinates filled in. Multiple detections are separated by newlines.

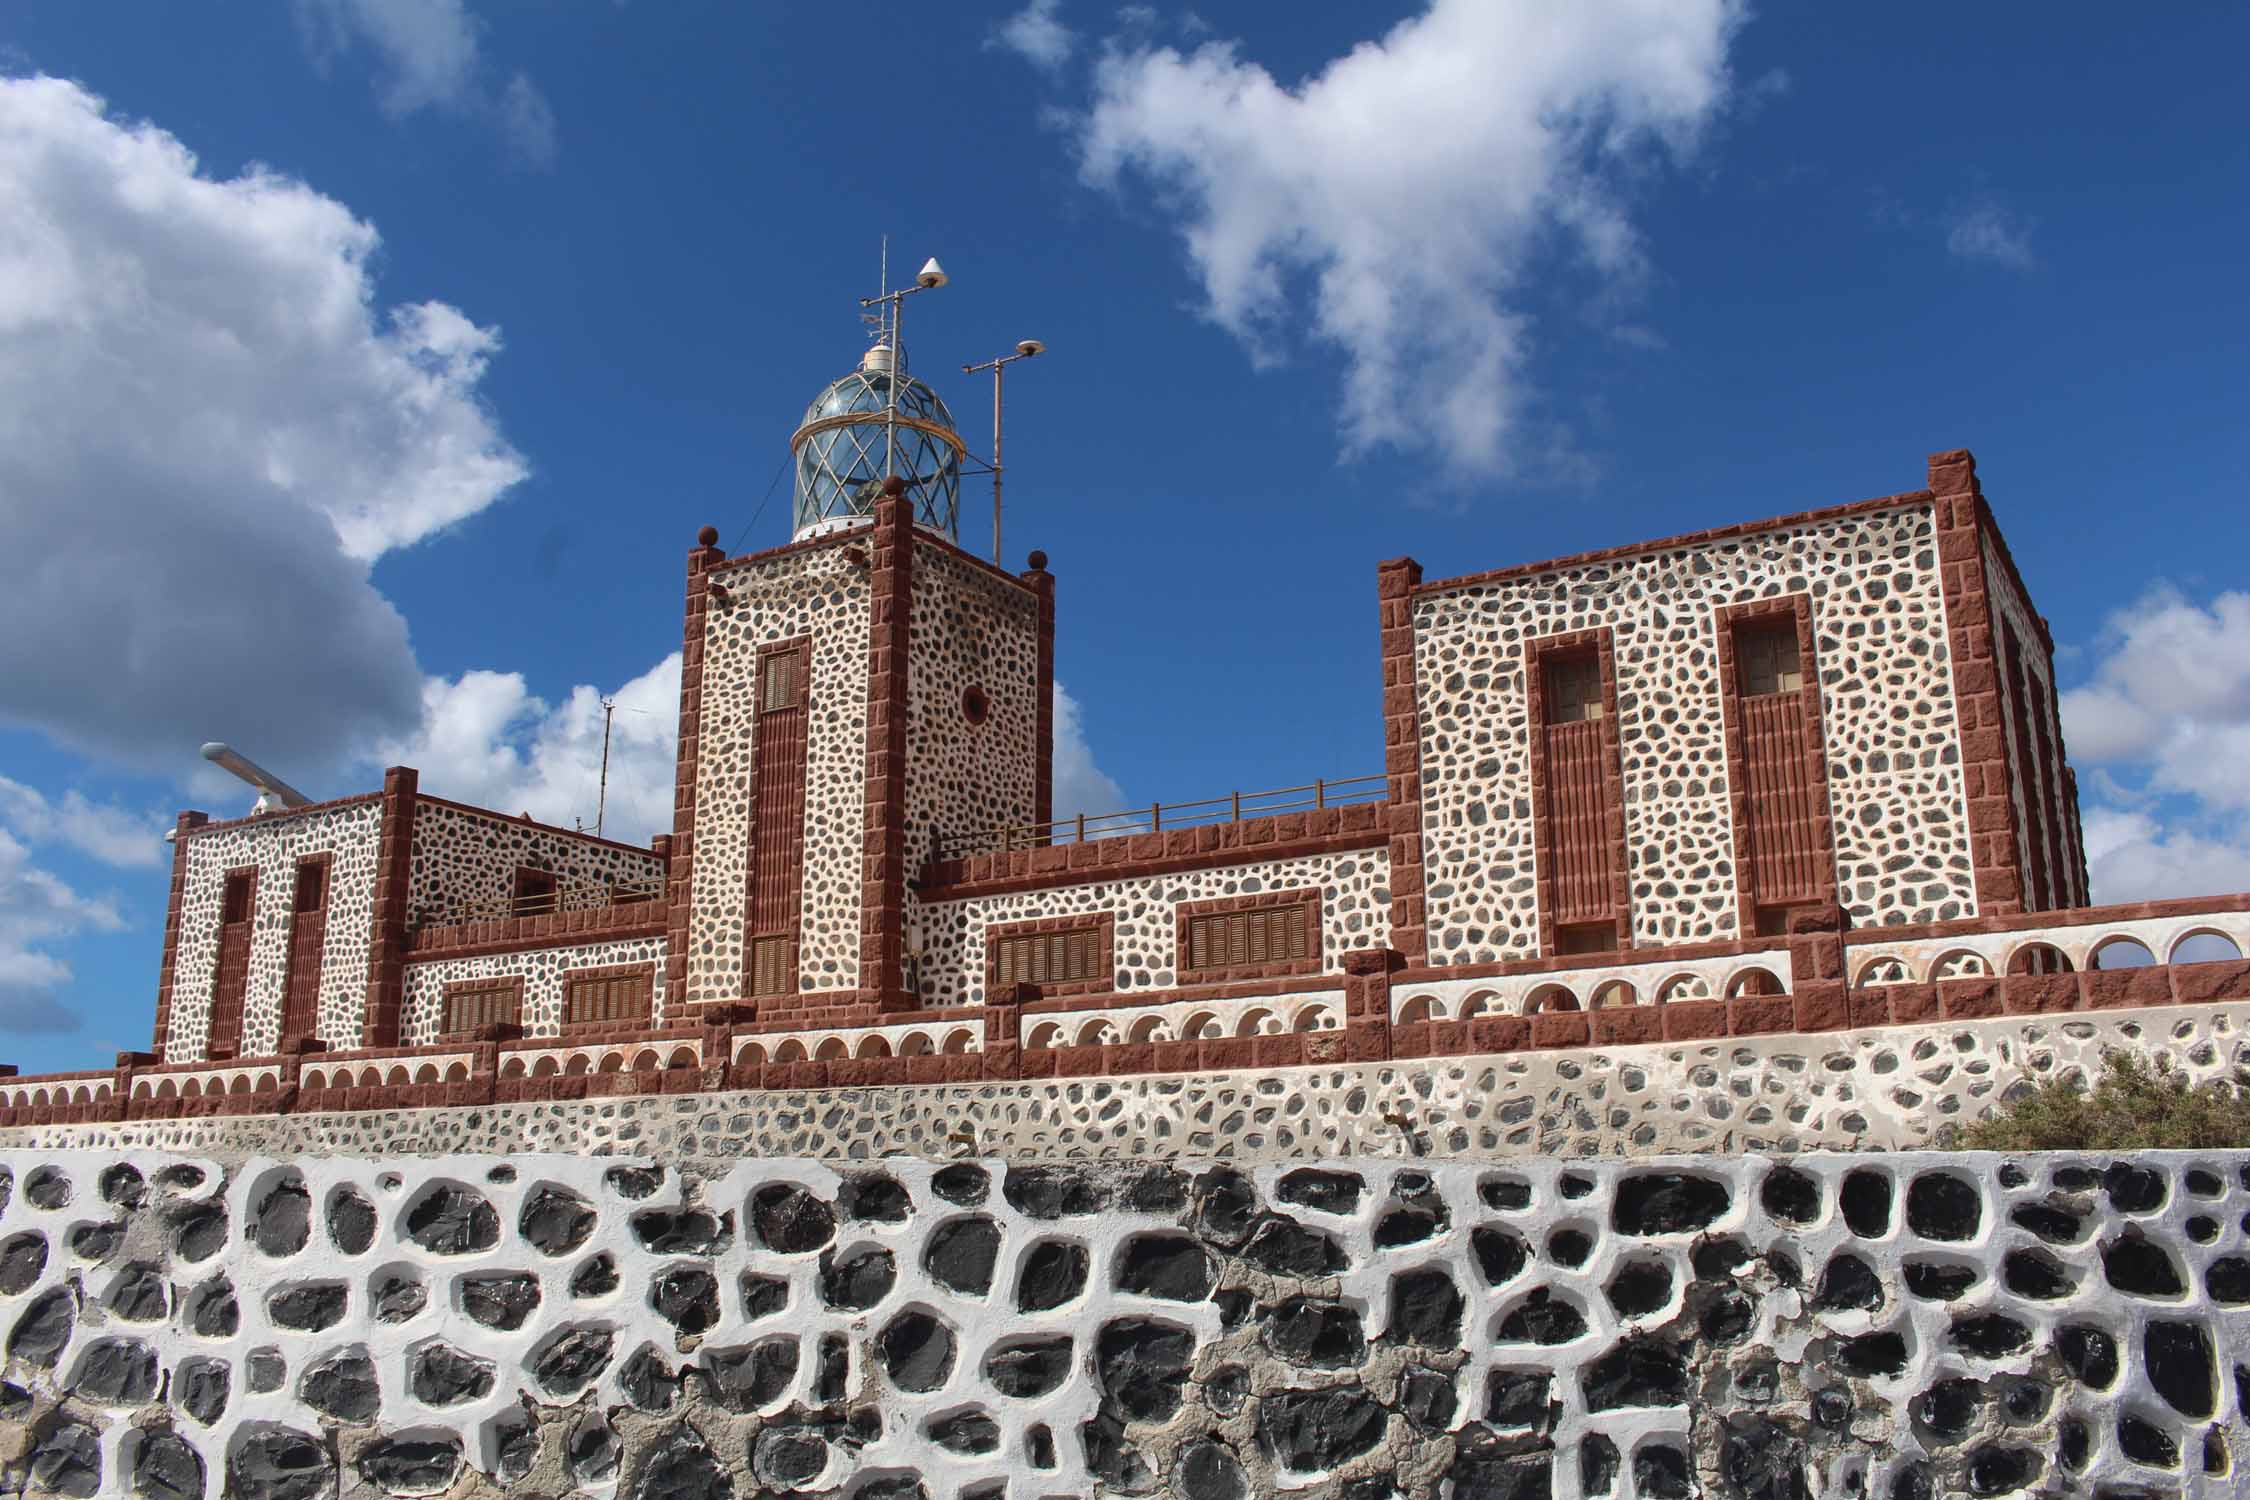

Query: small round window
left=962, top=686, right=990, bottom=726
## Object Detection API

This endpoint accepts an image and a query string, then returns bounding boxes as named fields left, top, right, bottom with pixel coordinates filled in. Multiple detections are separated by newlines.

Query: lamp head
left=915, top=257, right=949, bottom=290
left=1015, top=339, right=1045, bottom=357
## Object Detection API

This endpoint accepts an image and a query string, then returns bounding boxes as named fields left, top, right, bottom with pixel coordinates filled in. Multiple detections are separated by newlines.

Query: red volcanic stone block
left=2168, top=957, right=2250, bottom=1005
left=1391, top=1022, right=1434, bottom=1060
left=2081, top=965, right=2175, bottom=1011
left=1466, top=1017, right=1530, bottom=1054
left=1593, top=1008, right=1662, bottom=1047
left=1054, top=1046, right=1106, bottom=1078
left=1937, top=976, right=2002, bottom=1020
left=2001, top=973, right=2079, bottom=1015
left=1792, top=982, right=1850, bottom=1033
left=825, top=1059, right=880, bottom=1087
left=1662, top=1001, right=1727, bottom=1042
left=1530, top=1013, right=1590, bottom=1050
left=937, top=1055, right=982, bottom=1084
left=1727, top=997, right=1794, bottom=1036
left=1254, top=1035, right=1307, bottom=1068
left=1019, top=1050, right=1058, bottom=1079
left=1886, top=983, right=1940, bottom=1025
left=1304, top=1032, right=1348, bottom=1064
left=1847, top=989, right=1894, bottom=1029
left=1109, top=1043, right=1157, bottom=1075
left=1203, top=1037, right=1256, bottom=1071
left=1150, top=1040, right=1198, bottom=1075
left=1346, top=1021, right=1391, bottom=1062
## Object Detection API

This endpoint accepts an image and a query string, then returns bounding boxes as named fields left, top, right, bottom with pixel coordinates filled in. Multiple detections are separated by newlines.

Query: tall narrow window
left=1531, top=633, right=1626, bottom=955
left=279, top=856, right=330, bottom=1041
left=745, top=639, right=811, bottom=998
left=208, top=868, right=256, bottom=1057
left=511, top=866, right=558, bottom=917
left=1725, top=607, right=1832, bottom=934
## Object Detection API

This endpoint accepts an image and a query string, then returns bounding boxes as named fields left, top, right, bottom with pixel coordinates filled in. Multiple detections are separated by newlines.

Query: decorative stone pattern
left=903, top=540, right=1041, bottom=874
left=0, top=1148, right=2244, bottom=1499
left=15, top=1003, right=2245, bottom=1165
left=168, top=800, right=384, bottom=1062
left=400, top=937, right=673, bottom=1045
left=1981, top=536, right=2073, bottom=911
left=405, top=801, right=663, bottom=927
left=689, top=543, right=872, bottom=1002
left=911, top=851, right=1393, bottom=1006
left=1413, top=500, right=1976, bottom=963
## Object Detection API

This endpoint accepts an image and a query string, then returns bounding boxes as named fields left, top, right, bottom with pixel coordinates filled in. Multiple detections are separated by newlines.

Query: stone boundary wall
left=0, top=1148, right=2243, bottom=1498
left=4, top=1003, right=2244, bottom=1166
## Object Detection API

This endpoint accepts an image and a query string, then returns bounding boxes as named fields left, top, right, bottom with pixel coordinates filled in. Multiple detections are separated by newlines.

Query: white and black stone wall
left=0, top=1149, right=2244, bottom=1499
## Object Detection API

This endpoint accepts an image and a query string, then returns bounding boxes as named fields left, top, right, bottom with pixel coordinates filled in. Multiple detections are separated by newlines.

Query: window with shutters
left=1530, top=630, right=1626, bottom=955
left=982, top=915, right=1113, bottom=998
left=749, top=935, right=797, bottom=998
left=1176, top=890, right=1320, bottom=980
left=1736, top=621, right=1803, bottom=697
left=1544, top=652, right=1605, bottom=723
left=563, top=966, right=653, bottom=1028
left=442, top=977, right=521, bottom=1036
left=743, top=636, right=811, bottom=1001
left=1721, top=599, right=1834, bottom=929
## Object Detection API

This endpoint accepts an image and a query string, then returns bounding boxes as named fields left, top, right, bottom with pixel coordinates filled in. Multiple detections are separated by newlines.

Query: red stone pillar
left=1930, top=450, right=2025, bottom=916
left=667, top=527, right=729, bottom=1010
left=1022, top=553, right=1056, bottom=835
left=361, top=766, right=419, bottom=1049
left=860, top=483, right=915, bottom=1009
left=1377, top=559, right=1429, bottom=964
left=1343, top=946, right=1400, bottom=1062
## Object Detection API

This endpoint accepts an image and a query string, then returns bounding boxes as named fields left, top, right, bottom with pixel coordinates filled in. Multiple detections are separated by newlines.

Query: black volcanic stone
left=158, top=1165, right=204, bottom=1191
left=1116, top=1232, right=1213, bottom=1301
left=751, top=1183, right=835, bottom=1253
left=1635, top=1444, right=1691, bottom=1498
left=1391, top=1268, right=1464, bottom=1346
left=74, top=1337, right=158, bottom=1403
left=303, top=1350, right=380, bottom=1421
left=1243, top=1219, right=1345, bottom=1276
left=1583, top=1339, right=1686, bottom=1410
left=252, top=1175, right=312, bottom=1256
left=620, top=1345, right=684, bottom=1412
left=132, top=1428, right=203, bottom=1500
left=1904, top=1261, right=1978, bottom=1301
left=1278, top=1169, right=1363, bottom=1213
left=739, top=1271, right=788, bottom=1319
left=572, top=1252, right=620, bottom=1298
left=2104, top=1234, right=2185, bottom=1296
left=568, top=1415, right=620, bottom=1484
left=1004, top=1165, right=1109, bottom=1219
left=1081, top=1409, right=1150, bottom=1492
left=1699, top=1286, right=1756, bottom=1344
left=1816, top=1253, right=1883, bottom=1312
left=268, top=1283, right=345, bottom=1332
left=1217, top=1289, right=1253, bottom=1327
left=28, top=1420, right=100, bottom=1497
left=2002, top=1249, right=2074, bottom=1300
left=1581, top=1434, right=1621, bottom=1496
left=23, top=1167, right=68, bottom=1210
left=1264, top=1298, right=1365, bottom=1367
left=820, top=1246, right=896, bottom=1311
left=2104, top=1161, right=2168, bottom=1213
left=486, top=1165, right=515, bottom=1184
left=653, top=1266, right=721, bottom=1334
left=839, top=1173, right=910, bottom=1222
left=1485, top=1368, right=1552, bottom=1428
left=246, top=1350, right=285, bottom=1392
left=1696, top=1238, right=1753, bottom=1278
left=925, top=1217, right=1001, bottom=1295
left=1499, top=1288, right=1587, bottom=1345
left=1608, top=1260, right=1674, bottom=1318
left=1177, top=1437, right=1247, bottom=1500
left=1998, top=1376, right=2050, bottom=1423
left=1890, top=1463, right=1932, bottom=1500
left=1447, top=1441, right=1552, bottom=1499
left=493, top=1416, right=536, bottom=1483
left=1400, top=1366, right=1457, bottom=1432
left=326, top=1187, right=377, bottom=1255
left=190, top=1278, right=239, bottom=1336
left=1734, top=1363, right=1779, bottom=1403
left=2187, top=1167, right=2224, bottom=1197
left=178, top=1360, right=228, bottom=1425
left=357, top=1436, right=460, bottom=1496
left=1548, top=1228, right=1592, bottom=1266
left=2206, top=1256, right=2250, bottom=1303
left=0, top=1231, right=47, bottom=1294
left=1721, top=1418, right=1808, bottom=1500
left=372, top=1273, right=425, bottom=1323
left=1473, top=1227, right=1530, bottom=1286
left=9, top=1286, right=73, bottom=1365
left=1840, top=1169, right=1891, bottom=1238
left=461, top=1272, right=540, bottom=1330
left=930, top=1410, right=1001, bottom=1456
left=2059, top=1418, right=2090, bottom=1471
left=1560, top=1173, right=1594, bottom=1199
left=631, top=1207, right=729, bottom=1255
left=1811, top=1387, right=1852, bottom=1429
left=411, top=1343, right=495, bottom=1406
left=533, top=1325, right=616, bottom=1396
left=1375, top=1204, right=1446, bottom=1247
left=107, top=1261, right=166, bottom=1322
left=1905, top=1173, right=1980, bottom=1241
left=2189, top=1214, right=2220, bottom=1243
left=1612, top=1173, right=1730, bottom=1235
left=1480, top=1176, right=1533, bottom=1211
left=1205, top=1365, right=1249, bottom=1417
left=97, top=1164, right=144, bottom=1210
left=1124, top=1166, right=1191, bottom=1212
left=227, top=1429, right=332, bottom=1500
left=1915, top=1378, right=1979, bottom=1441
left=1760, top=1165, right=1821, bottom=1224
left=2148, top=1320, right=2215, bottom=1418
left=521, top=1186, right=597, bottom=1256
left=752, top=1427, right=827, bottom=1489
left=405, top=1185, right=498, bottom=1255
left=606, top=1164, right=663, bottom=1198
left=2055, top=1324, right=2119, bottom=1387
left=1836, top=1330, right=1908, bottom=1377
left=1097, top=1317, right=1194, bottom=1421
left=1195, top=1168, right=1260, bottom=1245
left=985, top=1336, right=1073, bottom=1397
left=1257, top=1387, right=1386, bottom=1472
left=878, top=1310, right=957, bottom=1392
left=2009, top=1202, right=2084, bottom=1244
left=700, top=1338, right=798, bottom=1411
left=69, top=1221, right=121, bottom=1261
left=1950, top=1313, right=2031, bottom=1359
left=1017, top=1240, right=1090, bottom=1311
left=1998, top=1163, right=2027, bottom=1188
left=172, top=1206, right=226, bottom=1263
left=1965, top=1445, right=2040, bottom=1496
left=2118, top=1413, right=2178, bottom=1468
left=931, top=1164, right=990, bottom=1206
left=638, top=1425, right=731, bottom=1500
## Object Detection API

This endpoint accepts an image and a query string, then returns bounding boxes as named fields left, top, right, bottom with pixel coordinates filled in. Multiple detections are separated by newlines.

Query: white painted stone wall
left=904, top=541, right=1042, bottom=874
left=405, top=801, right=663, bottom=926
left=398, top=936, right=672, bottom=1046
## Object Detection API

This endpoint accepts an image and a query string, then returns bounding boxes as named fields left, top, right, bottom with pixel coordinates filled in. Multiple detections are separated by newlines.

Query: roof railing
left=413, top=876, right=665, bottom=930
left=935, top=774, right=1385, bottom=863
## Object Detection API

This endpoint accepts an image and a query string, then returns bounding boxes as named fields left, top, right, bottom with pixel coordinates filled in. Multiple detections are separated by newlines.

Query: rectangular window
left=1735, top=621, right=1803, bottom=697
left=1544, top=652, right=1605, bottom=723
left=749, top=935, right=797, bottom=998
left=1723, top=602, right=1831, bottom=926
left=222, top=870, right=254, bottom=924
left=760, top=645, right=806, bottom=713
left=281, top=855, right=332, bottom=1041
left=993, top=927, right=1104, bottom=989
left=209, top=867, right=258, bottom=1057
left=745, top=637, right=813, bottom=1002
left=1184, top=902, right=1311, bottom=974
left=1554, top=921, right=1617, bottom=956
left=512, top=866, right=558, bottom=917
left=293, top=861, right=327, bottom=912
left=442, top=979, right=520, bottom=1036
left=1530, top=631, right=1626, bottom=954
left=565, top=968, right=652, bottom=1028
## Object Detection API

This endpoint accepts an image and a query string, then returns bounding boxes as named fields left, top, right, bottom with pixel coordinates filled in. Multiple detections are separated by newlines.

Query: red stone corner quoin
left=11, top=442, right=2246, bottom=1127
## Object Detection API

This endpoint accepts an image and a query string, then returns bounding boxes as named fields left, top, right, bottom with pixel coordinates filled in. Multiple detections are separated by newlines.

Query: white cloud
left=381, top=654, right=683, bottom=847
left=1945, top=198, right=2036, bottom=270
left=295, top=0, right=557, bottom=165
left=1052, top=682, right=1124, bottom=820
left=1075, top=0, right=1741, bottom=476
left=2081, top=807, right=2250, bottom=906
left=0, top=75, right=527, bottom=778
left=993, top=0, right=1077, bottom=72
left=0, top=778, right=163, bottom=869
left=0, top=828, right=125, bottom=1034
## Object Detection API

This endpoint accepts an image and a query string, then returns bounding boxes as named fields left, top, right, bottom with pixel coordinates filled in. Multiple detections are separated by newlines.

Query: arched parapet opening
left=1724, top=968, right=1784, bottom=999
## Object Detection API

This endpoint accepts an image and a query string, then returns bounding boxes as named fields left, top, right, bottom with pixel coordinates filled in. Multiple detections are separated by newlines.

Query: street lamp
left=963, top=338, right=1045, bottom=564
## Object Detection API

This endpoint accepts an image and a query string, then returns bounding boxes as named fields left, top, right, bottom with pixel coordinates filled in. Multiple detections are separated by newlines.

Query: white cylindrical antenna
left=200, top=742, right=312, bottom=814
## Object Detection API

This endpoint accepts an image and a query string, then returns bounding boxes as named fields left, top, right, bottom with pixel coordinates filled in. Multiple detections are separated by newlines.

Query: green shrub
left=1956, top=1051, right=2250, bottom=1151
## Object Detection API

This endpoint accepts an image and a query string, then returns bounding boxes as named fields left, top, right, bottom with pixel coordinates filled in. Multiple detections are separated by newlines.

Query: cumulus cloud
left=0, top=828, right=125, bottom=1034
left=1075, top=0, right=1742, bottom=476
left=1052, top=682, right=1124, bottom=820
left=1945, top=198, right=2037, bottom=270
left=992, top=0, right=1076, bottom=71
left=295, top=0, right=558, bottom=165
left=0, top=75, right=527, bottom=777
left=0, top=779, right=163, bottom=869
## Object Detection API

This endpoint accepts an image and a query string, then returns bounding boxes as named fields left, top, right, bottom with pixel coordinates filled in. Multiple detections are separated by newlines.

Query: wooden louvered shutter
left=280, top=857, right=329, bottom=1040
left=1185, top=902, right=1309, bottom=976
left=746, top=640, right=810, bottom=998
left=992, top=926, right=1103, bottom=989
left=1732, top=616, right=1826, bottom=913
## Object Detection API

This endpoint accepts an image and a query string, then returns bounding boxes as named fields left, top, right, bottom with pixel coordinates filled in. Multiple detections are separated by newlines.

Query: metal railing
left=936, top=774, right=1385, bottom=862
left=414, top=876, right=665, bottom=930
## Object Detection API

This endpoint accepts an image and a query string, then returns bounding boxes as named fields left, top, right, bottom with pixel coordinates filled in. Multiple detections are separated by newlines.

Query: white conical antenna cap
left=861, top=343, right=898, bottom=374
left=916, top=257, right=948, bottom=289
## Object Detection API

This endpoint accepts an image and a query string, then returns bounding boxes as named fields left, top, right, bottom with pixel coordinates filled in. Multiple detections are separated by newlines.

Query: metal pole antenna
left=595, top=697, right=614, bottom=839
left=964, top=340, right=1046, bottom=566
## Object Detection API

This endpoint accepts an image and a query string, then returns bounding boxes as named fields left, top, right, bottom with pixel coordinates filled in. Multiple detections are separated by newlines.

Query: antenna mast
left=963, top=339, right=1047, bottom=564
left=594, top=697, right=614, bottom=838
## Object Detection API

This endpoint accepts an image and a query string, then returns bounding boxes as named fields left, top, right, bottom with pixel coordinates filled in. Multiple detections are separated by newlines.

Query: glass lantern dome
left=789, top=345, right=965, bottom=541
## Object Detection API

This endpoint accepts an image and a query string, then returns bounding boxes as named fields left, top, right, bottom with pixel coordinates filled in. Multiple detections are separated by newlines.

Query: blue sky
left=1, top=1, right=2246, bottom=1072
